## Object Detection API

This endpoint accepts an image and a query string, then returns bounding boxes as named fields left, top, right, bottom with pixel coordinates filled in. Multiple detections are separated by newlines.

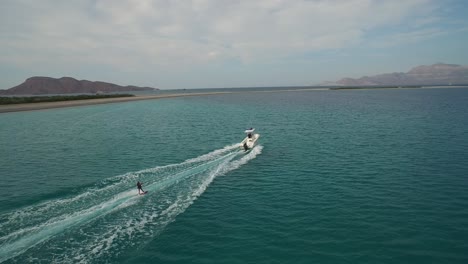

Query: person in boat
left=248, top=128, right=254, bottom=138
left=137, top=181, right=145, bottom=194
left=243, top=142, right=249, bottom=151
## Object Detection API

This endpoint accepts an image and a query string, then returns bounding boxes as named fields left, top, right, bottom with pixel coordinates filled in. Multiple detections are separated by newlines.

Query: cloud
left=0, top=0, right=459, bottom=87
left=370, top=28, right=447, bottom=48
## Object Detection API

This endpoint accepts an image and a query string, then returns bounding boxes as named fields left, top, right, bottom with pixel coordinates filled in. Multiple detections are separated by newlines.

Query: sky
left=1, top=0, right=468, bottom=89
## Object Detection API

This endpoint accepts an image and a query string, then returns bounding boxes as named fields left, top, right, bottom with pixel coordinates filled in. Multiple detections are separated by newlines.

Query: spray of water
left=0, top=144, right=262, bottom=263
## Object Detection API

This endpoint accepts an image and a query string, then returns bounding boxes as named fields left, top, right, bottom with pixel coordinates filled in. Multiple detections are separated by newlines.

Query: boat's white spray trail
left=0, top=144, right=262, bottom=263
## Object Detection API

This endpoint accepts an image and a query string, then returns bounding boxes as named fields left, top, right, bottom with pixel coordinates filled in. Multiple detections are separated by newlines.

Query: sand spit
left=2, top=86, right=465, bottom=113
left=0, top=89, right=330, bottom=113
left=0, top=92, right=231, bottom=113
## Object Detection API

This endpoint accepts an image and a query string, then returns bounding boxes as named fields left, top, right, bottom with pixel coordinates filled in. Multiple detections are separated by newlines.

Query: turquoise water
left=1, top=88, right=468, bottom=263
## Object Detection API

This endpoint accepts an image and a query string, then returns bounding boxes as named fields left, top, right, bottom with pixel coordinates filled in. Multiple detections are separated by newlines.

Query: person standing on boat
left=243, top=142, right=248, bottom=151
left=137, top=181, right=145, bottom=194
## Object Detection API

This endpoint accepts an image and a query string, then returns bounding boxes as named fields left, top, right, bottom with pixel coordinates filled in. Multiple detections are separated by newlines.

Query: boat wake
left=0, top=144, right=262, bottom=263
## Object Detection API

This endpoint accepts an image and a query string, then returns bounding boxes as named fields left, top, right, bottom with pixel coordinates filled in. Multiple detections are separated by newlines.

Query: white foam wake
left=0, top=144, right=262, bottom=263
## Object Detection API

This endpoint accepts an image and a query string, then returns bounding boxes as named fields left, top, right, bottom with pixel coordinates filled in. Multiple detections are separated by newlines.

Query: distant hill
left=0, top=77, right=158, bottom=95
left=322, top=63, right=468, bottom=86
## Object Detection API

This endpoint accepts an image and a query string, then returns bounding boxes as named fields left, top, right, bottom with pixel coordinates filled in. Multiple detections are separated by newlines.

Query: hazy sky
left=1, top=0, right=467, bottom=89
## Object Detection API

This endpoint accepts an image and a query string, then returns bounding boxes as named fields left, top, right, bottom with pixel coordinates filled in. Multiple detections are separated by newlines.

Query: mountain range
left=0, top=77, right=158, bottom=95
left=1, top=63, right=467, bottom=95
left=322, top=63, right=468, bottom=86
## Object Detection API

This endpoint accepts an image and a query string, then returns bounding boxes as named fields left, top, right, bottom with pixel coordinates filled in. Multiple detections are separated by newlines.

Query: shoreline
left=1, top=86, right=466, bottom=113
left=0, top=92, right=235, bottom=113
left=0, top=89, right=327, bottom=113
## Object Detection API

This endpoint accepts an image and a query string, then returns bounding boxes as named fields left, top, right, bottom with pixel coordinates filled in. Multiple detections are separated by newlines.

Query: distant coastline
left=1, top=86, right=467, bottom=114
left=329, top=85, right=468, bottom=90
left=0, top=94, right=135, bottom=105
left=0, top=76, right=158, bottom=96
left=321, top=63, right=468, bottom=86
left=0, top=92, right=233, bottom=113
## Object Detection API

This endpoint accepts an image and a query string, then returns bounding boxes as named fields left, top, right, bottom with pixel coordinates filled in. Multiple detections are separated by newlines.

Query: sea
left=0, top=87, right=467, bottom=263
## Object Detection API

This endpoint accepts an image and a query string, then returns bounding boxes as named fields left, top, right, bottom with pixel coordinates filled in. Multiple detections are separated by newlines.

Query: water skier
left=137, top=181, right=145, bottom=195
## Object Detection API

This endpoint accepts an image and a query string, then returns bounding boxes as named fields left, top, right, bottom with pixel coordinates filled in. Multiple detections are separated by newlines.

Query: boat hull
left=240, top=134, right=260, bottom=150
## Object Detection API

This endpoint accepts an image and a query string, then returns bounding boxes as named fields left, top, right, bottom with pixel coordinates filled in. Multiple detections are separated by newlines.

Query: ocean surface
left=1, top=87, right=467, bottom=263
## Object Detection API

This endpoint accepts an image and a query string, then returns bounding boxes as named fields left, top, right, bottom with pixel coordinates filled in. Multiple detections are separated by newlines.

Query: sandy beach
left=0, top=88, right=331, bottom=113
left=2, top=86, right=464, bottom=113
left=0, top=92, right=236, bottom=113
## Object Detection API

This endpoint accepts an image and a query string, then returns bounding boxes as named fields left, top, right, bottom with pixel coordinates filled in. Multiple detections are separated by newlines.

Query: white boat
left=240, top=128, right=260, bottom=151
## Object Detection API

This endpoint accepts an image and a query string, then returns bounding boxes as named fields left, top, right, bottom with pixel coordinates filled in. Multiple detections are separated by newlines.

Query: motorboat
left=240, top=128, right=260, bottom=151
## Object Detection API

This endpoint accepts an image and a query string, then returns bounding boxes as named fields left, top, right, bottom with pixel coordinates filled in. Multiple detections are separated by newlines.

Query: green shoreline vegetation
left=0, top=94, right=135, bottom=105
